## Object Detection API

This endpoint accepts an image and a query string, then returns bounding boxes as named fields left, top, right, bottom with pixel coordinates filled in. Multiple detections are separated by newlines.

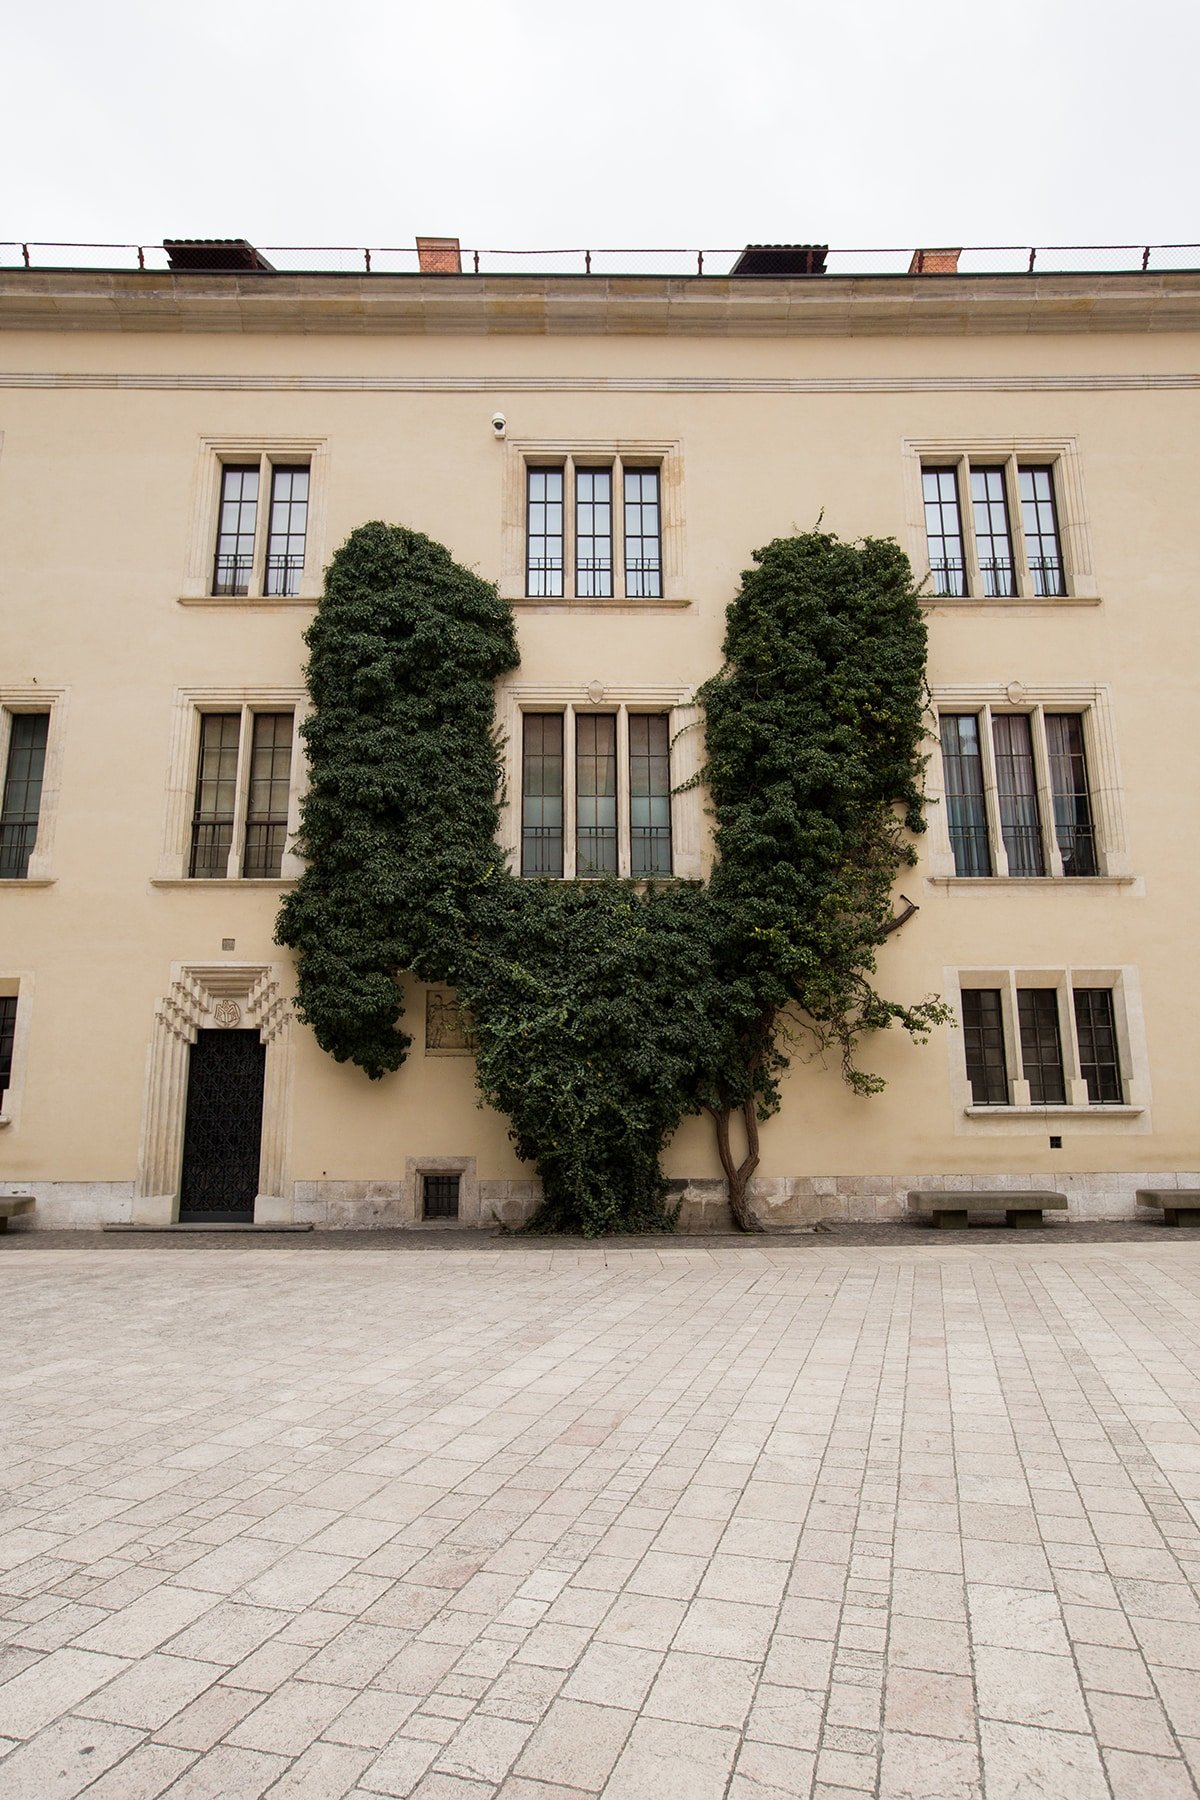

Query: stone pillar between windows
left=133, top=962, right=293, bottom=1225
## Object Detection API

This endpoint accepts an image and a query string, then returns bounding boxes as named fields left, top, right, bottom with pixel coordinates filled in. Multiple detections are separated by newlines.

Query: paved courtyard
left=2, top=1234, right=1200, bottom=1799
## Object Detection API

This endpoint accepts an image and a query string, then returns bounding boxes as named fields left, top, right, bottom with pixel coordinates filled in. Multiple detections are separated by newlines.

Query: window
left=921, top=457, right=1066, bottom=597
left=189, top=710, right=295, bottom=879
left=211, top=458, right=310, bottom=597
left=939, top=708, right=1098, bottom=877
left=0, top=713, right=49, bottom=879
left=0, top=995, right=16, bottom=1105
left=525, top=460, right=662, bottom=599
left=520, top=709, right=674, bottom=879
left=957, top=975, right=1133, bottom=1110
left=423, top=1173, right=461, bottom=1220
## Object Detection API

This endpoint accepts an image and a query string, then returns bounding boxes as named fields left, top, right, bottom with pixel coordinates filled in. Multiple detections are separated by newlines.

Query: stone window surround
left=180, top=435, right=330, bottom=605
left=925, top=682, right=1131, bottom=882
left=406, top=1157, right=480, bottom=1228
left=902, top=435, right=1098, bottom=604
left=0, top=686, right=69, bottom=885
left=946, top=963, right=1150, bottom=1135
left=154, top=687, right=308, bottom=884
left=495, top=680, right=703, bottom=882
left=0, top=972, right=34, bottom=1129
left=500, top=436, right=687, bottom=608
left=133, top=961, right=294, bottom=1224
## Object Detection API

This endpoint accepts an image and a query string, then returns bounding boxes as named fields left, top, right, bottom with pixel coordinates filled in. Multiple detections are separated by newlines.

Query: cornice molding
left=1, top=370, right=1197, bottom=394
left=2, top=269, right=1200, bottom=337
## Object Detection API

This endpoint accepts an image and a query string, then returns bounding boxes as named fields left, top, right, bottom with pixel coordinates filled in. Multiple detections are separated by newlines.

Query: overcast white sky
left=8, top=0, right=1198, bottom=257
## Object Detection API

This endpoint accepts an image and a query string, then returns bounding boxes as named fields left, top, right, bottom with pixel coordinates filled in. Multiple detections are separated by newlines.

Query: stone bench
left=0, top=1195, right=35, bottom=1233
left=1136, top=1190, right=1200, bottom=1227
left=908, top=1190, right=1067, bottom=1230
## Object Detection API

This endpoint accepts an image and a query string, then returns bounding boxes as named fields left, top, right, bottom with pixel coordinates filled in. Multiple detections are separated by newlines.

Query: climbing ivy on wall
left=276, top=521, right=947, bottom=1236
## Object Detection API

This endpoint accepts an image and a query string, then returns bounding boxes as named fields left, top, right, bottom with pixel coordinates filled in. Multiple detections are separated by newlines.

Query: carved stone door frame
left=134, top=962, right=293, bottom=1225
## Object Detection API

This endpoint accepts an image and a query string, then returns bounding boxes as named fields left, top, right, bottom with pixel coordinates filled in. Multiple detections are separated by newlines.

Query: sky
left=7, top=0, right=1198, bottom=261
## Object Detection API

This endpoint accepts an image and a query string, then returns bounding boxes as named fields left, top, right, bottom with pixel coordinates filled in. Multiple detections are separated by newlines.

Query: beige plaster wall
left=1, top=279, right=1197, bottom=1222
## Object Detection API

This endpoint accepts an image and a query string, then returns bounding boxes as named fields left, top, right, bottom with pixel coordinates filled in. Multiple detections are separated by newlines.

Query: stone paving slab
left=1, top=1237, right=1199, bottom=1798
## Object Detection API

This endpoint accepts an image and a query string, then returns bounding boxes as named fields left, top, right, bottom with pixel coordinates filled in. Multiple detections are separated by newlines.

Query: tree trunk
left=708, top=1099, right=765, bottom=1232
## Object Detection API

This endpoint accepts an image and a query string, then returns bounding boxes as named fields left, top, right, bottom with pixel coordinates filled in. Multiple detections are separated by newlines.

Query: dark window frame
left=1017, top=989, right=1067, bottom=1106
left=189, top=709, right=294, bottom=881
left=1073, top=988, right=1124, bottom=1105
left=422, top=1172, right=461, bottom=1220
left=961, top=988, right=1009, bottom=1104
left=524, top=458, right=665, bottom=601
left=212, top=456, right=311, bottom=599
left=0, top=994, right=17, bottom=1102
left=921, top=456, right=1069, bottom=600
left=0, top=712, right=50, bottom=880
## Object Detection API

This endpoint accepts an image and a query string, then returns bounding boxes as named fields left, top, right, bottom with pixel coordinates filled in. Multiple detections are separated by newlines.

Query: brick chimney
left=908, top=247, right=961, bottom=275
left=416, top=236, right=462, bottom=274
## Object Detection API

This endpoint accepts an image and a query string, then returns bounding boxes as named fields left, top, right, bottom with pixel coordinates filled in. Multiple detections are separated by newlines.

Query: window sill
left=920, top=596, right=1102, bottom=611
left=149, top=878, right=298, bottom=889
left=0, top=877, right=55, bottom=888
left=928, top=876, right=1138, bottom=889
left=508, top=597, right=693, bottom=613
left=965, top=1104, right=1143, bottom=1118
left=177, top=595, right=317, bottom=608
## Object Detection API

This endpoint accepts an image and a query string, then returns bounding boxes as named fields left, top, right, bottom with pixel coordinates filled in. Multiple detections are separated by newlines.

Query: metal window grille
left=962, top=989, right=1008, bottom=1104
left=992, top=714, right=1045, bottom=875
left=526, top=468, right=564, bottom=596
left=242, top=713, right=293, bottom=878
left=940, top=715, right=992, bottom=876
left=1074, top=989, right=1124, bottom=1104
left=189, top=713, right=240, bottom=878
left=212, top=465, right=259, bottom=595
left=423, top=1173, right=460, bottom=1219
left=623, top=468, right=662, bottom=598
left=1017, top=989, right=1066, bottom=1105
left=0, top=713, right=49, bottom=879
left=970, top=467, right=1016, bottom=597
left=629, top=713, right=672, bottom=876
left=264, top=466, right=309, bottom=596
left=521, top=714, right=564, bottom=876
left=575, top=469, right=613, bottom=598
left=576, top=714, right=618, bottom=876
left=922, top=467, right=966, bottom=596
left=1045, top=714, right=1097, bottom=875
left=0, top=995, right=16, bottom=1101
left=1019, top=465, right=1066, bottom=596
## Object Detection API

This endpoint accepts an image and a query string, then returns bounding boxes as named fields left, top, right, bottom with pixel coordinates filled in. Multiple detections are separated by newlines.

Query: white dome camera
left=491, top=411, right=507, bottom=439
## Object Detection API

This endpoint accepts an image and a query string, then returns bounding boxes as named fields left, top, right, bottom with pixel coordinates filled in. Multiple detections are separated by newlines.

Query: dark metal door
left=178, top=1029, right=265, bottom=1222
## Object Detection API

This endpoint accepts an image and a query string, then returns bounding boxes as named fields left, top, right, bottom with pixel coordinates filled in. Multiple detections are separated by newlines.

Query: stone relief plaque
left=213, top=998, right=242, bottom=1028
left=425, top=986, right=474, bottom=1054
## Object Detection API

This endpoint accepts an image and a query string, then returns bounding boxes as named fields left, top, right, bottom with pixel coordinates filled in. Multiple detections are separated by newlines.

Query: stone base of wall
left=4, top=1172, right=1198, bottom=1231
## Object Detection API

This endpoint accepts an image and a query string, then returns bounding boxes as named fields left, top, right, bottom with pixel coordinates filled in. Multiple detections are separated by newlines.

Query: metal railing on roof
left=2, top=241, right=1199, bottom=277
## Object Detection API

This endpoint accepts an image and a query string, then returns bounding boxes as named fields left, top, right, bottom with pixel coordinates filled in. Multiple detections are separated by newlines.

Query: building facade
left=1, top=243, right=1197, bottom=1229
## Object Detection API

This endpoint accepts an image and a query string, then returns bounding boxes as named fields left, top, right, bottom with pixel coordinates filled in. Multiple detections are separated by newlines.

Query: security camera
left=491, top=412, right=507, bottom=439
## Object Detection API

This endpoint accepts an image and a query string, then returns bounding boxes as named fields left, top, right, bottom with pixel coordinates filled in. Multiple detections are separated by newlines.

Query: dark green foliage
left=699, top=532, right=948, bottom=1108
left=277, top=521, right=946, bottom=1236
left=276, top=522, right=518, bottom=1077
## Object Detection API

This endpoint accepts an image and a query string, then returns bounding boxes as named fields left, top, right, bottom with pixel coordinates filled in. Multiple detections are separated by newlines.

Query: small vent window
left=423, top=1173, right=461, bottom=1220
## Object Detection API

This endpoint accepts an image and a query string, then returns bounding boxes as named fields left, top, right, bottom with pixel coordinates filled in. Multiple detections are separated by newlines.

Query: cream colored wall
left=1, top=295, right=1198, bottom=1214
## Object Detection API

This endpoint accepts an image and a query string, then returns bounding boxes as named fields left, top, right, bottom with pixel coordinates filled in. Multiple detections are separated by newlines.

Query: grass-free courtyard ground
left=2, top=1230, right=1199, bottom=1799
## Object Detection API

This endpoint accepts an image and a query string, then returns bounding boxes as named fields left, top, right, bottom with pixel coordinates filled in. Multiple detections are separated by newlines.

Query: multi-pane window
left=961, top=989, right=1008, bottom=1104
left=624, top=469, right=663, bottom=598
left=970, top=468, right=1015, bottom=596
left=922, top=468, right=966, bottom=596
left=939, top=710, right=1100, bottom=877
left=422, top=1173, right=461, bottom=1220
left=189, top=711, right=294, bottom=879
left=525, top=460, right=663, bottom=599
left=1019, top=467, right=1065, bottom=597
left=1018, top=989, right=1067, bottom=1105
left=959, top=978, right=1131, bottom=1111
left=922, top=458, right=1066, bottom=597
left=211, top=458, right=309, bottom=597
left=575, top=470, right=612, bottom=598
left=0, top=713, right=49, bottom=880
left=526, top=469, right=564, bottom=597
left=521, top=710, right=673, bottom=879
left=1074, top=988, right=1124, bottom=1104
left=0, top=995, right=16, bottom=1103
